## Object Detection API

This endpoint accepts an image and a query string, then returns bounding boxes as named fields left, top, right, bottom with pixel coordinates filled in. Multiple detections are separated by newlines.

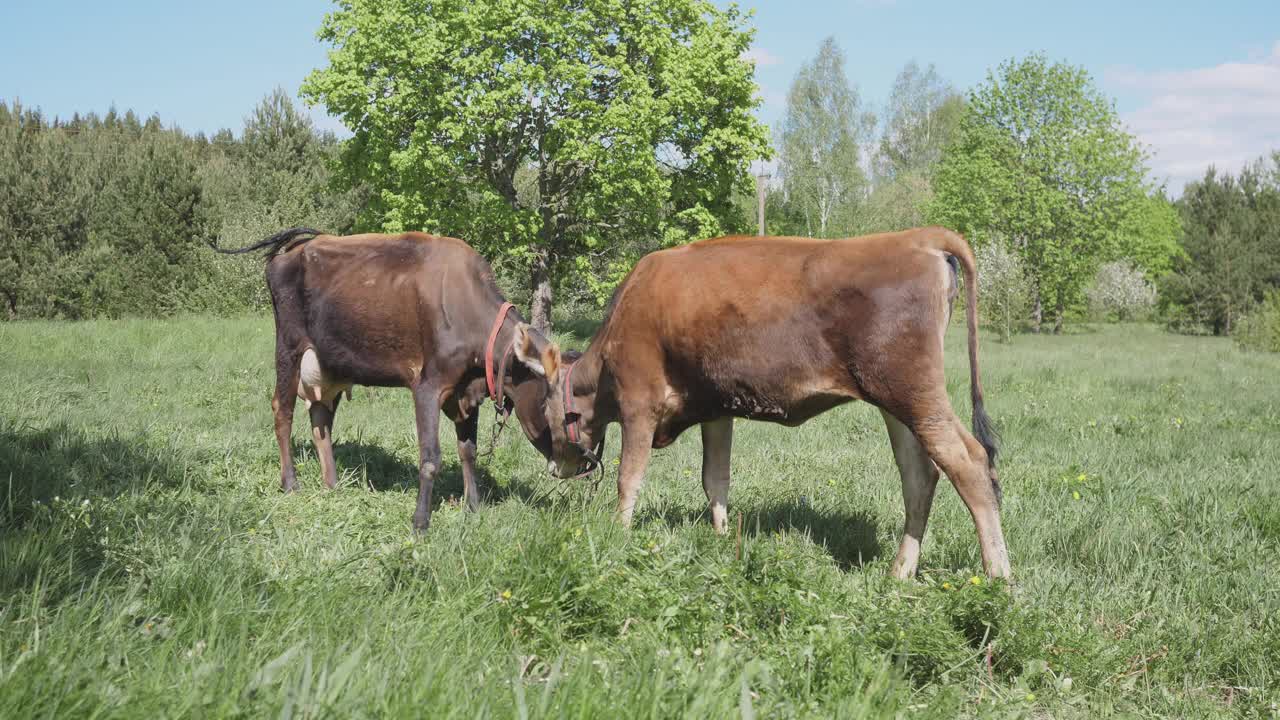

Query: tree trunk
left=1031, top=294, right=1043, bottom=334
left=529, top=248, right=553, bottom=336
left=1053, top=298, right=1064, bottom=334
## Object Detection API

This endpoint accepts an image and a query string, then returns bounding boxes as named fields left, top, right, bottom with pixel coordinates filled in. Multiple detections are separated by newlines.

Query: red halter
left=484, top=302, right=515, bottom=403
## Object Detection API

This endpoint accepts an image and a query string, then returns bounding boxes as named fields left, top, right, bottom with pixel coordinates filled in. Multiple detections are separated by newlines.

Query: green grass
left=1, top=317, right=1278, bottom=718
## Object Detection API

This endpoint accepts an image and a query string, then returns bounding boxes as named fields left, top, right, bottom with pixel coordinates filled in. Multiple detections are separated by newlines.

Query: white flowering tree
left=976, top=241, right=1033, bottom=342
left=1087, top=261, right=1157, bottom=321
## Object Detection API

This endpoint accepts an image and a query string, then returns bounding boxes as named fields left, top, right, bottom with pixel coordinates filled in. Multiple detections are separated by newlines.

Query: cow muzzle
left=550, top=440, right=603, bottom=479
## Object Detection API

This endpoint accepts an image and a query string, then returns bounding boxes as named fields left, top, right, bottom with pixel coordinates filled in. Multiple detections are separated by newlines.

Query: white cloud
left=1106, top=42, right=1280, bottom=193
left=742, top=47, right=782, bottom=67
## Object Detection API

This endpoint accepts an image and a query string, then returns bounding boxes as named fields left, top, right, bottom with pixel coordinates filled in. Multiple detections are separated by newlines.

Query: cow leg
left=411, top=382, right=443, bottom=532
left=616, top=415, right=657, bottom=528
left=700, top=417, right=733, bottom=534
left=309, top=395, right=340, bottom=490
left=454, top=412, right=482, bottom=513
left=913, top=410, right=1011, bottom=578
left=880, top=408, right=940, bottom=579
left=272, top=347, right=302, bottom=492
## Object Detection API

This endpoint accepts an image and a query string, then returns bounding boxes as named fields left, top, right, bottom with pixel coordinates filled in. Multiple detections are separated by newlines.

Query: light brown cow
left=518, top=227, right=1011, bottom=578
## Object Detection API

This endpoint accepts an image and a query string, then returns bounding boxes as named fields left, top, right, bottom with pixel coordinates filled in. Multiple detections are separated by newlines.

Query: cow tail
left=208, top=228, right=325, bottom=259
left=934, top=227, right=1001, bottom=505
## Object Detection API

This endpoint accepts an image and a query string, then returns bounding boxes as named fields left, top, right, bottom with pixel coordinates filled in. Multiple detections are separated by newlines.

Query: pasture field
left=1, top=317, right=1278, bottom=718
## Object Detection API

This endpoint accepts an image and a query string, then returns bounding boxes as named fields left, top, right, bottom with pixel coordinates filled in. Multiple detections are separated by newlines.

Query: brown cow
left=215, top=228, right=555, bottom=531
left=517, top=227, right=1011, bottom=578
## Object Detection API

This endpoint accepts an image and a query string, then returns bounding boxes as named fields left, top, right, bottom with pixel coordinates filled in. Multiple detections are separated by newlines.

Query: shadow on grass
left=292, top=438, right=544, bottom=510
left=0, top=422, right=196, bottom=602
left=636, top=498, right=883, bottom=570
left=0, top=422, right=192, bottom=526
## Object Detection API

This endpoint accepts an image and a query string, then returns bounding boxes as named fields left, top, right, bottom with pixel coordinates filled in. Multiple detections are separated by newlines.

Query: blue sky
left=3, top=0, right=1278, bottom=191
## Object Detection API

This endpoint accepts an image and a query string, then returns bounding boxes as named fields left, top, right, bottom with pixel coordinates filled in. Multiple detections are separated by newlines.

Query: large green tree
left=775, top=37, right=874, bottom=238
left=929, top=54, right=1158, bottom=332
left=302, top=0, right=768, bottom=333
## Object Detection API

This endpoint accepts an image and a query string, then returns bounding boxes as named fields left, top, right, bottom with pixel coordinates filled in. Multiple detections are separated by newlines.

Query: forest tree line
left=2, top=9, right=1278, bottom=348
left=0, top=90, right=360, bottom=320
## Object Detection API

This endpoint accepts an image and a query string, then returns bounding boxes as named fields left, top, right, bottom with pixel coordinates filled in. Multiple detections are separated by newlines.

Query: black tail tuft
left=972, top=394, right=1002, bottom=506
left=208, top=227, right=324, bottom=259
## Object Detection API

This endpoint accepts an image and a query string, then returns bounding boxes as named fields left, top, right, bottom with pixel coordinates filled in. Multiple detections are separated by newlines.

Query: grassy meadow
left=1, top=317, right=1278, bottom=718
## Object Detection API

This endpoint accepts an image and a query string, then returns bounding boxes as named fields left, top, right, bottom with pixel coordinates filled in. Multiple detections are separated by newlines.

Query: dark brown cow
left=516, top=226, right=1011, bottom=578
left=215, top=228, right=555, bottom=531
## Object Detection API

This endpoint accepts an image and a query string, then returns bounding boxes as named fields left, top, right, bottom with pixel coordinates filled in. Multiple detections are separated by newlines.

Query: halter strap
left=562, top=360, right=580, bottom=444
left=484, top=302, right=516, bottom=403
left=560, top=358, right=604, bottom=479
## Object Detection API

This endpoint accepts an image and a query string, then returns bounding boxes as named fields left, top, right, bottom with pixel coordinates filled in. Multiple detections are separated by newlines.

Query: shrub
left=975, top=241, right=1033, bottom=342
left=1086, top=261, right=1157, bottom=321
left=1235, top=290, right=1280, bottom=352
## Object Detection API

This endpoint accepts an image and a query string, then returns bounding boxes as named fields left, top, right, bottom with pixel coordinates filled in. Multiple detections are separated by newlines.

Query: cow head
left=512, top=324, right=607, bottom=479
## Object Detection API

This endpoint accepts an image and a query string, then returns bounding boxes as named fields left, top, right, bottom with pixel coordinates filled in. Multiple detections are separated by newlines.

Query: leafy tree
left=876, top=61, right=964, bottom=182
left=1161, top=162, right=1280, bottom=335
left=776, top=37, right=874, bottom=238
left=1113, top=191, right=1182, bottom=277
left=863, top=62, right=965, bottom=231
left=302, top=0, right=768, bottom=333
left=929, top=54, right=1156, bottom=333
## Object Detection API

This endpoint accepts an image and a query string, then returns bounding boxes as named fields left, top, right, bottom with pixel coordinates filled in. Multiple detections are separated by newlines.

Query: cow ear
left=540, top=342, right=561, bottom=382
left=513, top=323, right=548, bottom=376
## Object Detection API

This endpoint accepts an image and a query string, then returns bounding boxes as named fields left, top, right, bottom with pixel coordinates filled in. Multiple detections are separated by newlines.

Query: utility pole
left=755, top=171, right=770, bottom=236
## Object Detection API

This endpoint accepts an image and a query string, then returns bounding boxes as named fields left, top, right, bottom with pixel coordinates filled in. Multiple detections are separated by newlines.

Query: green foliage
left=1114, top=191, right=1183, bottom=277
left=864, top=63, right=966, bottom=232
left=775, top=37, right=875, bottom=237
left=302, top=0, right=769, bottom=330
left=2, top=318, right=1278, bottom=717
left=1235, top=290, right=1280, bottom=353
left=929, top=54, right=1165, bottom=332
left=0, top=95, right=356, bottom=320
left=1161, top=160, right=1280, bottom=335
